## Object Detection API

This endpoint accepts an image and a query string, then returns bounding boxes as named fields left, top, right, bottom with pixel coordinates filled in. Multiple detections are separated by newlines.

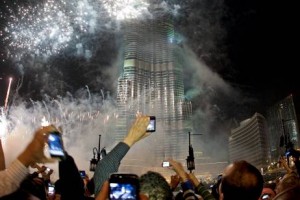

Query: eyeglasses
left=217, top=174, right=223, bottom=181
left=261, top=193, right=271, bottom=200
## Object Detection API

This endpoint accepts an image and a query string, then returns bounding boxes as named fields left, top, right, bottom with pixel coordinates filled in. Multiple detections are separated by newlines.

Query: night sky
left=231, top=0, right=299, bottom=118
left=224, top=0, right=299, bottom=107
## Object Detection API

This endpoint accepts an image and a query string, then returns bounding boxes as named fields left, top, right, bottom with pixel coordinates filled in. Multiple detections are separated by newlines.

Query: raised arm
left=0, top=125, right=58, bottom=197
left=94, top=115, right=150, bottom=196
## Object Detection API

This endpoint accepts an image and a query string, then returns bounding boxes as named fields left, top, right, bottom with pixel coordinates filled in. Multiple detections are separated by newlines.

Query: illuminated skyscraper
left=266, top=94, right=300, bottom=163
left=116, top=4, right=192, bottom=174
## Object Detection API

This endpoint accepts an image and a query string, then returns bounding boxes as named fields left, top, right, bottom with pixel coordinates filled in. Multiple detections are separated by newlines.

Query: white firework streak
left=1, top=0, right=150, bottom=59
left=102, top=0, right=149, bottom=20
left=3, top=0, right=73, bottom=57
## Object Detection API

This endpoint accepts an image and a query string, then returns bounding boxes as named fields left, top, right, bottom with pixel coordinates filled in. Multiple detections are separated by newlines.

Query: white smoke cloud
left=1, top=90, right=121, bottom=180
left=0, top=0, right=258, bottom=180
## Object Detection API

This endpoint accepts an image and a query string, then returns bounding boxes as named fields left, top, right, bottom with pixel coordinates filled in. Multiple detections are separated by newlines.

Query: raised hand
left=123, top=115, right=150, bottom=147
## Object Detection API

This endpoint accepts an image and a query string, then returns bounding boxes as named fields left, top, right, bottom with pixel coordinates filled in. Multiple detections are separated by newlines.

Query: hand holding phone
left=48, top=184, right=55, bottom=195
left=146, top=116, right=156, bottom=132
left=162, top=161, right=170, bottom=167
left=47, top=131, right=65, bottom=160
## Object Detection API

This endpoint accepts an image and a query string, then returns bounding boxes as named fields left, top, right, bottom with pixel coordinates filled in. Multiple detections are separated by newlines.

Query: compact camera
left=48, top=131, right=65, bottom=160
left=146, top=116, right=156, bottom=132
left=162, top=161, right=170, bottom=167
left=109, top=173, right=139, bottom=200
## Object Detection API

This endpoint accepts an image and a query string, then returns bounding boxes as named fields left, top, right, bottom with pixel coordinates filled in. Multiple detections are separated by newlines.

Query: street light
left=90, top=135, right=101, bottom=172
left=186, top=145, right=195, bottom=172
left=186, top=132, right=202, bottom=173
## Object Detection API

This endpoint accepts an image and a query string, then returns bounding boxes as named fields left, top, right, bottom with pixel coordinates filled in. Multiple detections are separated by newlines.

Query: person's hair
left=263, top=182, right=276, bottom=191
left=221, top=160, right=263, bottom=200
left=139, top=171, right=173, bottom=200
left=54, top=179, right=62, bottom=195
left=20, top=176, right=47, bottom=200
left=174, top=191, right=183, bottom=200
left=86, top=177, right=95, bottom=195
left=1, top=176, right=48, bottom=200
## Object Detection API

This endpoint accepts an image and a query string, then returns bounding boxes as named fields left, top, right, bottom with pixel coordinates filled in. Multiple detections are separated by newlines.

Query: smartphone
left=48, top=131, right=65, bottom=160
left=109, top=173, right=139, bottom=200
left=146, top=116, right=156, bottom=132
left=48, top=184, right=55, bottom=195
left=162, top=161, right=170, bottom=167
left=79, top=170, right=86, bottom=178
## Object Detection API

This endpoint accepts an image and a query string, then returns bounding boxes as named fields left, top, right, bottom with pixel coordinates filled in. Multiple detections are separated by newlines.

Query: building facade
left=115, top=4, right=192, bottom=175
left=266, top=94, right=300, bottom=163
left=229, top=112, right=269, bottom=170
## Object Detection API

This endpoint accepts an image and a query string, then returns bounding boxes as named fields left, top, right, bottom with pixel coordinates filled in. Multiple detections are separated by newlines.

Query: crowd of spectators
left=1, top=115, right=300, bottom=200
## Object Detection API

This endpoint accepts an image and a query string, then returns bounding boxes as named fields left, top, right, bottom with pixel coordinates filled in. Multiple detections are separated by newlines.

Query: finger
left=136, top=112, right=141, bottom=117
left=40, top=125, right=57, bottom=133
left=57, top=126, right=63, bottom=133
left=141, top=132, right=151, bottom=140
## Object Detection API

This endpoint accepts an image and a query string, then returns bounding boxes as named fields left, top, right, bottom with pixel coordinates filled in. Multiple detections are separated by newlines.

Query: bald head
left=220, top=160, right=263, bottom=200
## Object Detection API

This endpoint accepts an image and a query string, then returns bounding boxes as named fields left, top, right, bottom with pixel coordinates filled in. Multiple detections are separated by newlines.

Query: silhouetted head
left=139, top=171, right=173, bottom=200
left=220, top=160, right=263, bottom=200
left=259, top=184, right=276, bottom=200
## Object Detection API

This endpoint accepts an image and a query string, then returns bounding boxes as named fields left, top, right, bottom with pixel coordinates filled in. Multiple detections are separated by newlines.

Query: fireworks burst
left=2, top=0, right=74, bottom=59
left=102, top=0, right=149, bottom=20
left=0, top=0, right=151, bottom=60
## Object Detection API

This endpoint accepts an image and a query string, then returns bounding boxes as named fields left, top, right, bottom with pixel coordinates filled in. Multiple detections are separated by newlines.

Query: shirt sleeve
left=93, top=142, right=130, bottom=196
left=195, top=183, right=216, bottom=200
left=181, top=180, right=197, bottom=200
left=0, top=159, right=29, bottom=197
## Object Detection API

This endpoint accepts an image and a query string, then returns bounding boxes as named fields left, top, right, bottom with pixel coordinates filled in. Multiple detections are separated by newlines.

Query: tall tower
left=116, top=4, right=192, bottom=174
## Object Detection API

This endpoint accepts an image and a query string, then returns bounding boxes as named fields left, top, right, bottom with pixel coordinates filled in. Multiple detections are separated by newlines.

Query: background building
left=229, top=112, right=269, bottom=170
left=266, top=94, right=300, bottom=163
left=115, top=4, right=192, bottom=175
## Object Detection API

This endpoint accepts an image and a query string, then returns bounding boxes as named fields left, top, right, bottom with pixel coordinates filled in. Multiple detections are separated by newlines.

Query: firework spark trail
left=0, top=0, right=154, bottom=60
left=102, top=0, right=150, bottom=20
left=3, top=0, right=74, bottom=58
left=4, top=77, right=12, bottom=112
